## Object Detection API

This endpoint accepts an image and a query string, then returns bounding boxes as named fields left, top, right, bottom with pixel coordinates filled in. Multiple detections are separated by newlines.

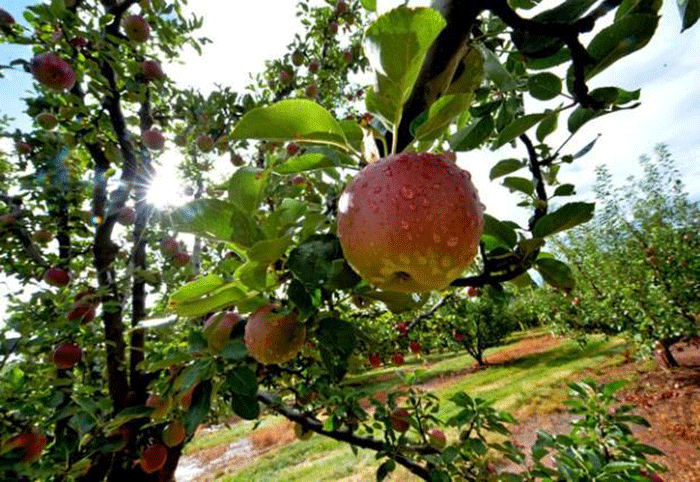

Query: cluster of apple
left=160, top=236, right=191, bottom=268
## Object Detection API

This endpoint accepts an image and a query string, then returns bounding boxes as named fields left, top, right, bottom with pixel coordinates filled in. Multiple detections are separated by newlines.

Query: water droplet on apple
left=401, top=220, right=409, bottom=230
left=401, top=186, right=414, bottom=199
left=432, top=183, right=440, bottom=190
left=421, top=198, right=429, bottom=207
left=447, top=237, right=459, bottom=247
left=408, top=203, right=416, bottom=211
left=433, top=233, right=441, bottom=243
left=373, top=186, right=382, bottom=194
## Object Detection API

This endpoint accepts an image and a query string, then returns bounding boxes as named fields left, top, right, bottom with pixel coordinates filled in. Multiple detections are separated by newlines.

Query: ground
left=176, top=334, right=700, bottom=482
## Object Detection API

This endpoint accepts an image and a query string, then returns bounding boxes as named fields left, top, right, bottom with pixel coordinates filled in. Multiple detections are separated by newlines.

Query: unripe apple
left=3, top=429, right=47, bottom=463
left=146, top=395, right=170, bottom=420
left=16, top=141, right=31, bottom=155
left=329, top=21, right=339, bottom=34
left=53, top=342, right=82, bottom=369
left=33, top=229, right=54, bottom=244
left=454, top=331, right=465, bottom=342
left=230, top=152, right=244, bottom=166
left=286, top=143, right=301, bottom=157
left=139, top=443, right=167, bottom=474
left=203, top=311, right=242, bottom=353
left=291, top=51, right=304, bottom=66
left=409, top=341, right=421, bottom=354
left=162, top=421, right=186, bottom=448
left=172, top=252, right=191, bottom=267
left=36, top=112, right=58, bottom=130
left=368, top=353, right=382, bottom=368
left=305, top=83, right=319, bottom=99
left=122, top=14, right=150, bottom=42
left=391, top=352, right=405, bottom=366
left=196, top=134, right=214, bottom=152
left=142, top=60, right=164, bottom=81
left=30, top=53, right=76, bottom=91
left=160, top=237, right=179, bottom=255
left=308, top=59, right=320, bottom=74
left=427, top=428, right=446, bottom=450
left=337, top=152, right=484, bottom=293
left=342, top=49, right=353, bottom=63
left=142, top=129, right=165, bottom=150
left=389, top=408, right=410, bottom=432
left=44, top=266, right=71, bottom=287
left=0, top=8, right=15, bottom=26
left=117, top=206, right=137, bottom=225
left=335, top=1, right=349, bottom=14
left=244, top=304, right=306, bottom=365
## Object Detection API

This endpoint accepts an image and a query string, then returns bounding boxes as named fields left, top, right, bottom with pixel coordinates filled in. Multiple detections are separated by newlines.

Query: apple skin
left=142, top=129, right=165, bottom=150
left=33, top=229, right=54, bottom=244
left=162, top=421, right=186, bottom=448
left=16, top=141, right=32, bottom=155
left=3, top=429, right=47, bottom=463
left=146, top=395, right=170, bottom=420
left=337, top=152, right=484, bottom=293
left=230, top=152, right=245, bottom=166
left=172, top=252, right=191, bottom=267
left=117, top=206, right=137, bottom=225
left=196, top=134, right=214, bottom=152
left=395, top=322, right=408, bottom=336
left=44, top=266, right=71, bottom=287
left=641, top=472, right=664, bottom=482
left=308, top=60, right=320, bottom=74
left=427, top=428, right=446, bottom=450
left=368, top=353, right=382, bottom=368
left=180, top=384, right=197, bottom=410
left=139, top=443, right=167, bottom=474
left=122, top=14, right=150, bottom=42
left=160, top=237, right=179, bottom=256
left=286, top=143, right=301, bottom=157
left=36, top=112, right=58, bottom=130
left=0, top=8, right=15, bottom=26
left=389, top=408, right=410, bottom=432
left=291, top=51, right=304, bottom=67
left=454, top=331, right=465, bottom=342
left=294, top=423, right=313, bottom=440
left=244, top=304, right=306, bottom=365
left=141, top=60, right=164, bottom=81
left=335, top=1, right=349, bottom=14
left=30, top=53, right=76, bottom=91
left=203, top=311, right=242, bottom=353
left=329, top=21, right=339, bottom=34
left=67, top=301, right=96, bottom=324
left=391, top=352, right=405, bottom=366
left=305, top=83, right=319, bottom=99
left=409, top=341, right=422, bottom=354
left=53, top=343, right=82, bottom=369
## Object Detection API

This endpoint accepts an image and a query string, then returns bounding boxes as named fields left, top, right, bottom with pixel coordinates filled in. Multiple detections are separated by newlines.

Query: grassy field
left=183, top=331, right=627, bottom=482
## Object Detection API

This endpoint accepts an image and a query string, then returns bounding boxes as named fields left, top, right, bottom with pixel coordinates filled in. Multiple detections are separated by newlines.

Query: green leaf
left=503, top=176, right=535, bottom=196
left=414, top=93, right=473, bottom=142
left=339, top=120, right=364, bottom=152
left=553, top=184, right=575, bottom=196
left=231, top=394, right=260, bottom=420
left=585, top=14, right=659, bottom=79
left=364, top=6, right=446, bottom=130
left=478, top=45, right=517, bottom=91
left=376, top=460, right=396, bottom=481
left=184, top=381, right=213, bottom=433
left=494, top=113, right=548, bottom=148
left=230, top=99, right=349, bottom=148
left=567, top=106, right=604, bottom=133
left=248, top=236, right=292, bottom=265
left=169, top=280, right=257, bottom=317
left=169, top=274, right=227, bottom=303
left=536, top=111, right=559, bottom=142
left=450, top=116, right=494, bottom=151
left=273, top=152, right=335, bottom=173
left=227, top=166, right=267, bottom=215
left=526, top=48, right=571, bottom=70
left=535, top=258, right=576, bottom=289
left=678, top=0, right=700, bottom=30
left=360, top=0, right=377, bottom=11
left=357, top=288, right=430, bottom=313
left=482, top=214, right=518, bottom=248
left=287, top=279, right=315, bottom=317
left=219, top=340, right=248, bottom=361
left=532, top=202, right=595, bottom=237
left=235, top=260, right=269, bottom=291
left=445, top=48, right=485, bottom=96
left=489, top=158, right=524, bottom=180
left=169, top=199, right=235, bottom=242
left=225, top=366, right=258, bottom=398
left=528, top=73, right=562, bottom=100
left=317, top=317, right=357, bottom=382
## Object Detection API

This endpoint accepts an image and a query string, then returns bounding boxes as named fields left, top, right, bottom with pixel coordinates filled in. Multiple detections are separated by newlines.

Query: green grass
left=189, top=330, right=627, bottom=481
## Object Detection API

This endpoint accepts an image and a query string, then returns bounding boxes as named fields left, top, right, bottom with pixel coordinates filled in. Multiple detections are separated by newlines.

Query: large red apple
left=139, top=443, right=167, bottom=474
left=122, top=14, right=150, bottom=42
left=30, top=53, right=76, bottom=91
left=337, top=152, right=484, bottom=293
left=203, top=311, right=242, bottom=353
left=53, top=343, right=82, bottom=369
left=44, top=266, right=71, bottom=287
left=389, top=408, right=410, bottom=432
left=141, top=60, right=164, bottom=81
left=0, top=8, right=15, bottom=26
left=162, top=421, right=186, bottom=448
left=196, top=134, right=214, bottom=152
left=146, top=394, right=170, bottom=420
left=142, top=129, right=165, bottom=150
left=3, top=429, right=47, bottom=463
left=244, top=304, right=306, bottom=365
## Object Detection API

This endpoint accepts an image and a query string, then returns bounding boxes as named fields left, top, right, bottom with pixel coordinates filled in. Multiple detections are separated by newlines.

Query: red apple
left=162, top=421, right=186, bottom=448
left=196, top=134, right=214, bottom=152
left=305, top=83, right=319, bottom=99
left=180, top=384, right=197, bottom=410
left=70, top=36, right=87, bottom=48
left=395, top=322, right=408, bottom=336
left=291, top=175, right=307, bottom=186
left=454, top=331, right=465, bottom=342
left=230, top=152, right=245, bottom=166
left=291, top=51, right=304, bottom=66
left=0, top=214, right=15, bottom=227
left=342, top=49, right=353, bottom=63
left=30, top=53, right=76, bottom=91
left=409, top=341, right=422, bottom=354
left=67, top=300, right=96, bottom=324
left=172, top=252, right=190, bottom=267
left=337, top=152, right=484, bottom=293
left=308, top=60, right=320, bottom=74
left=203, top=311, right=242, bottom=353
left=160, top=237, right=179, bottom=256
left=122, top=14, right=150, bottom=42
left=16, top=141, right=31, bottom=155
left=0, top=8, right=15, bottom=26
left=368, top=353, right=382, bottom=368
left=146, top=395, right=170, bottom=420
left=427, top=428, right=446, bottom=450
left=391, top=352, right=405, bottom=366
left=244, top=304, right=306, bottom=365
left=35, top=112, right=58, bottom=130
left=335, top=1, right=349, bottom=14
left=389, top=408, right=410, bottom=432
left=3, top=429, right=47, bottom=463
left=641, top=472, right=664, bottom=482
left=53, top=343, right=82, bottom=369
left=286, top=143, right=301, bottom=157
left=142, top=129, right=165, bottom=150
left=139, top=443, right=167, bottom=474
left=279, top=70, right=292, bottom=84
left=467, top=287, right=480, bottom=297
left=33, top=229, right=54, bottom=244
left=117, top=206, right=137, bottom=226
left=44, top=266, right=71, bottom=287
left=142, top=60, right=164, bottom=81
left=329, top=21, right=339, bottom=34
